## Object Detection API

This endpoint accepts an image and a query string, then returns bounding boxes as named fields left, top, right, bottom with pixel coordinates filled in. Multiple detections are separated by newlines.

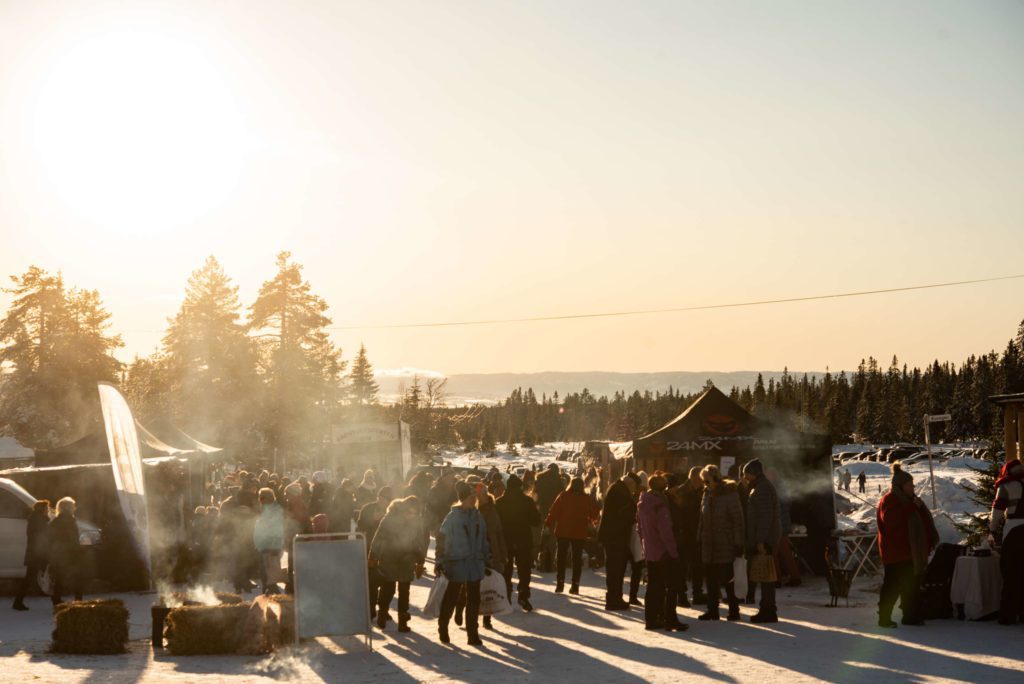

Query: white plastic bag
left=732, top=557, right=748, bottom=598
left=37, top=566, right=53, bottom=595
left=629, top=527, right=645, bottom=562
left=479, top=570, right=513, bottom=617
left=421, top=573, right=449, bottom=619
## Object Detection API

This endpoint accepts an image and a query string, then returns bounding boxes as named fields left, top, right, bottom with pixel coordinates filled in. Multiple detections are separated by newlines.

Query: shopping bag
left=479, top=570, right=513, bottom=616
left=732, top=556, right=748, bottom=598
left=421, top=573, right=449, bottom=619
left=37, top=566, right=53, bottom=595
left=749, top=551, right=778, bottom=584
left=629, top=527, right=645, bottom=562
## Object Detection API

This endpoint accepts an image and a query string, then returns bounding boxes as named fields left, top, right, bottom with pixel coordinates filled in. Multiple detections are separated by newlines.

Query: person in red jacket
left=545, top=477, right=600, bottom=594
left=876, top=463, right=938, bottom=628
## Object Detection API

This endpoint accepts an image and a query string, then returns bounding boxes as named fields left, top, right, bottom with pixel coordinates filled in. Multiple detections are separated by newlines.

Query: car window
left=0, top=489, right=30, bottom=518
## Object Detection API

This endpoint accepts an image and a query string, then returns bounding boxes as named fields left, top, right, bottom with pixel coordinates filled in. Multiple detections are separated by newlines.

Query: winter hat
left=891, top=462, right=913, bottom=489
left=455, top=481, right=474, bottom=502
left=648, top=474, right=668, bottom=491
left=742, top=459, right=764, bottom=478
left=506, top=474, right=523, bottom=491
left=626, top=472, right=641, bottom=488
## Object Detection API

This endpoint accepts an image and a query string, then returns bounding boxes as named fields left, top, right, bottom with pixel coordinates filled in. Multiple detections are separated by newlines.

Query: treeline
left=0, top=254, right=384, bottom=460
left=438, top=320, right=1024, bottom=448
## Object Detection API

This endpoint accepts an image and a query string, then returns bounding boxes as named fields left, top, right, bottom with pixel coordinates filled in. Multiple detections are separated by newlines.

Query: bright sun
left=31, top=26, right=248, bottom=235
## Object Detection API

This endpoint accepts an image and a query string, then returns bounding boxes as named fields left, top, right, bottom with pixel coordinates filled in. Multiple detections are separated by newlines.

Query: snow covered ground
left=3, top=569, right=1022, bottom=683
left=835, top=458, right=988, bottom=544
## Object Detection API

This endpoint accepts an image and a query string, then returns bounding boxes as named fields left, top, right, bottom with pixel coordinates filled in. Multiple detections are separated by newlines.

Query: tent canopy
left=33, top=420, right=222, bottom=468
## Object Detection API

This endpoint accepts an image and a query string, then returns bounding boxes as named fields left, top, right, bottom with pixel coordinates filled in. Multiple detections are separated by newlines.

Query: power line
left=327, top=273, right=1024, bottom=331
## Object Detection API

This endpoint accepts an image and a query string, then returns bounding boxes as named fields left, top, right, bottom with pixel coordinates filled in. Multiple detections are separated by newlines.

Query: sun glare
left=31, top=26, right=248, bottom=235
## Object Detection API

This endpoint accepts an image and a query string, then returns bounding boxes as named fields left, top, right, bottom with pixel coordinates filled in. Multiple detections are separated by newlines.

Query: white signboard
left=719, top=456, right=736, bottom=474
left=293, top=533, right=372, bottom=647
left=332, top=423, right=399, bottom=444
left=97, top=382, right=150, bottom=570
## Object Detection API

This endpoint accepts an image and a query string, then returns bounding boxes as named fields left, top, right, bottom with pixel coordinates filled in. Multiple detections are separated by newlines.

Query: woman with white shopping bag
left=435, top=481, right=490, bottom=646
left=696, top=465, right=745, bottom=621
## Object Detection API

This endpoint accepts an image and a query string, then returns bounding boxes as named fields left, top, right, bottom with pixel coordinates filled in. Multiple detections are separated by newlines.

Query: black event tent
left=632, top=386, right=835, bottom=573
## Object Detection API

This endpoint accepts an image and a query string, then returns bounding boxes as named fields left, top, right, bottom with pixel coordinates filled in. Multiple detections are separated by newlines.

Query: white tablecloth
left=950, top=555, right=1002, bottom=620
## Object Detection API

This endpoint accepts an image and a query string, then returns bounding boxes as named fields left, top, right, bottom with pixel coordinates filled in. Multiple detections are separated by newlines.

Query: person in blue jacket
left=253, top=487, right=285, bottom=594
left=436, top=480, right=490, bottom=646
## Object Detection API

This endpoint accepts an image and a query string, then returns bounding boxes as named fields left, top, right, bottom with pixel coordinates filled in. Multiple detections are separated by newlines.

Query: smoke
left=156, top=580, right=224, bottom=607
left=186, top=584, right=221, bottom=605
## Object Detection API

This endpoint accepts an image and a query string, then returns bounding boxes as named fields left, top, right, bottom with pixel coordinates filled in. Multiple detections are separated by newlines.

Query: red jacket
left=876, top=490, right=938, bottom=566
left=545, top=491, right=600, bottom=540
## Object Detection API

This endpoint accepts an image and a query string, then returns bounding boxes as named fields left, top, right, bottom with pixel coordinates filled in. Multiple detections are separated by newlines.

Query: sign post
left=923, top=413, right=952, bottom=508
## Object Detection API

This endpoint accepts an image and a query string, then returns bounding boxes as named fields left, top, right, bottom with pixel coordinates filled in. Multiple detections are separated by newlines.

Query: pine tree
left=349, top=343, right=380, bottom=405
left=0, top=267, right=122, bottom=447
left=162, top=256, right=258, bottom=445
left=956, top=459, right=1002, bottom=546
left=248, top=251, right=343, bottom=459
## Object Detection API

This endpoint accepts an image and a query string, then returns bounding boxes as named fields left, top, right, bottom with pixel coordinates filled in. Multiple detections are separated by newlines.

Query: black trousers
left=604, top=541, right=629, bottom=602
left=879, top=561, right=921, bottom=623
left=680, top=540, right=703, bottom=598
left=50, top=563, right=83, bottom=605
left=1000, top=525, right=1024, bottom=623
left=629, top=558, right=645, bottom=600
left=645, top=558, right=679, bottom=627
left=369, top=567, right=384, bottom=615
left=703, top=562, right=738, bottom=616
left=14, top=562, right=45, bottom=604
left=556, top=537, right=584, bottom=585
left=378, top=579, right=411, bottom=617
left=504, top=540, right=533, bottom=601
left=440, top=580, right=480, bottom=636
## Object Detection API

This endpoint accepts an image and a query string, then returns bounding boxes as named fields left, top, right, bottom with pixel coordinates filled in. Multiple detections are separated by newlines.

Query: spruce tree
left=349, top=343, right=380, bottom=405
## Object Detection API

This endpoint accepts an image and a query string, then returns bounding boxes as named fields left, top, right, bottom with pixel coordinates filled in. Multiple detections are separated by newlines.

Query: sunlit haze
left=1, top=1, right=1022, bottom=376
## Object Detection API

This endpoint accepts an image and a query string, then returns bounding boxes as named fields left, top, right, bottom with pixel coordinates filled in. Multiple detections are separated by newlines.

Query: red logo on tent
left=703, top=415, right=739, bottom=436
left=650, top=442, right=667, bottom=455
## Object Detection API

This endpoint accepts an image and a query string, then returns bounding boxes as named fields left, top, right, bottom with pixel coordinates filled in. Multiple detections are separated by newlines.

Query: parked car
left=0, top=478, right=102, bottom=579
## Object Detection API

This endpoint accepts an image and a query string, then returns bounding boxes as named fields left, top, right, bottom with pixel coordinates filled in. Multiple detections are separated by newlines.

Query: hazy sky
left=1, top=1, right=1022, bottom=376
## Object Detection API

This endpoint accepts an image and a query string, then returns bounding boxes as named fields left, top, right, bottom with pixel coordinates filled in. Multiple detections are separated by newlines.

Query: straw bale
left=51, top=599, right=129, bottom=654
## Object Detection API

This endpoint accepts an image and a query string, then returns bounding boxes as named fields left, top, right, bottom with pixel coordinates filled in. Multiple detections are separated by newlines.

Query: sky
left=0, top=1, right=1022, bottom=377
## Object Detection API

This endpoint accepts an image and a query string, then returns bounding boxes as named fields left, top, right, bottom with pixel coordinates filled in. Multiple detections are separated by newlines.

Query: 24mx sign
left=666, top=440, right=723, bottom=451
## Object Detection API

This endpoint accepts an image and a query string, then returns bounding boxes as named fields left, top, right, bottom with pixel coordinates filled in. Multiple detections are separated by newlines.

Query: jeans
left=260, top=550, right=283, bottom=594
left=556, top=537, right=585, bottom=586
left=879, top=561, right=921, bottom=623
left=504, top=540, right=533, bottom=601
left=703, top=562, right=738, bottom=617
left=440, top=580, right=480, bottom=636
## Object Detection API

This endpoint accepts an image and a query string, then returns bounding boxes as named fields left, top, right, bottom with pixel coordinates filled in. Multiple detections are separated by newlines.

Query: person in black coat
left=597, top=476, right=639, bottom=610
left=676, top=467, right=706, bottom=604
left=495, top=475, right=541, bottom=611
left=48, top=497, right=83, bottom=606
left=12, top=500, right=50, bottom=611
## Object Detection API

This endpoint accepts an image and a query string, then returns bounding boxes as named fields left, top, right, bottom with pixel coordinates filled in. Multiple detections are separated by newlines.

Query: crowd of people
left=12, top=454, right=1024, bottom=641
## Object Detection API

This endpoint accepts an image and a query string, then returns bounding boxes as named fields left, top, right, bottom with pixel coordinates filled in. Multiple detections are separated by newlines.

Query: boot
left=376, top=611, right=389, bottom=629
left=628, top=591, right=642, bottom=605
left=750, top=611, right=777, bottom=624
left=878, top=617, right=898, bottom=628
left=467, top=624, right=483, bottom=647
left=12, top=600, right=28, bottom=611
left=727, top=603, right=741, bottom=621
left=483, top=615, right=493, bottom=630
left=518, top=596, right=533, bottom=612
left=697, top=611, right=720, bottom=621
left=454, top=605, right=463, bottom=626
left=555, top=580, right=565, bottom=594
left=439, top=624, right=451, bottom=643
left=692, top=592, right=708, bottom=605
left=398, top=615, right=411, bottom=633
left=569, top=583, right=579, bottom=595
left=605, top=594, right=629, bottom=611
left=677, top=595, right=691, bottom=608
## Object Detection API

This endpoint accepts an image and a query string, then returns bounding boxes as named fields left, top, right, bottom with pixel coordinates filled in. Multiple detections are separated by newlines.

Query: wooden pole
left=1017, top=405, right=1024, bottom=461
left=1005, top=406, right=1017, bottom=462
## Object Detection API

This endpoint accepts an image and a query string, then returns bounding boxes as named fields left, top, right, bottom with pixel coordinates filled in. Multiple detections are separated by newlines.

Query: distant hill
left=377, top=370, right=823, bottom=405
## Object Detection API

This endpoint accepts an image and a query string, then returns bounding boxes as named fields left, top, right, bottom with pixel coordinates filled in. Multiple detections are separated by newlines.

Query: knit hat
left=455, top=481, right=474, bottom=502
left=506, top=474, right=523, bottom=491
left=742, top=459, right=764, bottom=477
left=891, top=462, right=912, bottom=489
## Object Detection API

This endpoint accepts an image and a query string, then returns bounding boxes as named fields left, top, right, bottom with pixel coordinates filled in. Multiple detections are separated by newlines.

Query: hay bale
left=237, top=595, right=296, bottom=655
left=165, top=604, right=250, bottom=655
left=51, top=599, right=129, bottom=654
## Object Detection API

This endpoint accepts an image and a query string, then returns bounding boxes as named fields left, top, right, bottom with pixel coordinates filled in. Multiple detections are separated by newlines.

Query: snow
left=3, top=572, right=1022, bottom=682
